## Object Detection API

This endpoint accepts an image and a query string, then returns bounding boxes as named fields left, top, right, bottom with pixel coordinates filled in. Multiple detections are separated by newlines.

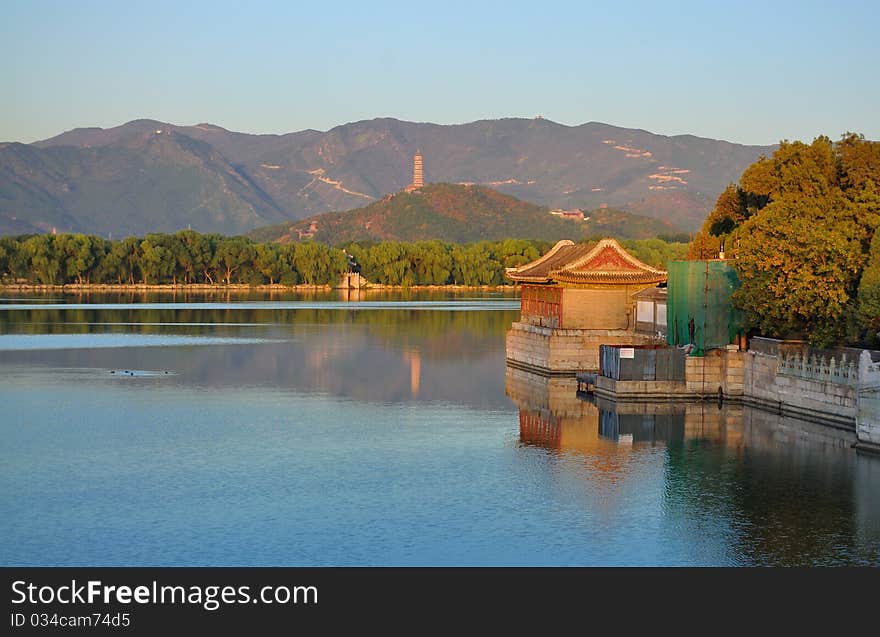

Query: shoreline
left=0, top=283, right=518, bottom=293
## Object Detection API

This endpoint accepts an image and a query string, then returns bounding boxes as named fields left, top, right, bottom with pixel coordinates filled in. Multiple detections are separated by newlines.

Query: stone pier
left=505, top=321, right=658, bottom=375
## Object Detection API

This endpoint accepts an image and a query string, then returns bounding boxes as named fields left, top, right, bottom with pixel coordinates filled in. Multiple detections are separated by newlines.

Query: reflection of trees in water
left=0, top=304, right=518, bottom=362
left=0, top=293, right=517, bottom=409
left=5, top=288, right=516, bottom=304
left=662, top=409, right=880, bottom=565
left=506, top=365, right=880, bottom=565
left=0, top=322, right=510, bottom=409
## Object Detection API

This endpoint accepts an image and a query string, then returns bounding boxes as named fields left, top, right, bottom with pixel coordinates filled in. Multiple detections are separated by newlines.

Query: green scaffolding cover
left=666, top=260, right=742, bottom=356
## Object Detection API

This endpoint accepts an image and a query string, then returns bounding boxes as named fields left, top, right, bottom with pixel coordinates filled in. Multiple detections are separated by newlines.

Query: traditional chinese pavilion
left=505, top=238, right=667, bottom=373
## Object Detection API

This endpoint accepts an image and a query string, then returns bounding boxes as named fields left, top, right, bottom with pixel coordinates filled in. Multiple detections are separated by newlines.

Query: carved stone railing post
left=775, top=349, right=880, bottom=387
left=859, top=350, right=880, bottom=388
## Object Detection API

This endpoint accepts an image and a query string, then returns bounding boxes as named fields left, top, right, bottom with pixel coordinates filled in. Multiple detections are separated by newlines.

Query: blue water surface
left=1, top=293, right=878, bottom=565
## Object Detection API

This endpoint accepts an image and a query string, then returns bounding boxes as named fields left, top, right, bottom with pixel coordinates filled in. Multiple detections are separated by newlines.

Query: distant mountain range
left=0, top=117, right=775, bottom=237
left=248, top=183, right=683, bottom=244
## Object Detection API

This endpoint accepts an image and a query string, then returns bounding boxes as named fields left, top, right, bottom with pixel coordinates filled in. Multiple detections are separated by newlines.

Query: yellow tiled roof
left=506, top=238, right=667, bottom=285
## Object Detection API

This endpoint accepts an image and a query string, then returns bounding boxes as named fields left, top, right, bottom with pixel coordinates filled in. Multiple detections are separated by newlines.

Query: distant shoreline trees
left=0, top=232, right=687, bottom=288
left=0, top=232, right=348, bottom=287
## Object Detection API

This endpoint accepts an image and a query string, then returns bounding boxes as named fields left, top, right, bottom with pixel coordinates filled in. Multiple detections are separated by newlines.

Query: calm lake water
left=2, top=290, right=879, bottom=566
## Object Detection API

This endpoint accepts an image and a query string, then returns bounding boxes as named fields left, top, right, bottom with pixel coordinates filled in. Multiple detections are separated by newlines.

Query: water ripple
left=0, top=334, right=286, bottom=350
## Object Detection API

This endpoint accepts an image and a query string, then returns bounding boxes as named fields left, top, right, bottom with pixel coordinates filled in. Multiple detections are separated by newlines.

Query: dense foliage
left=0, top=232, right=348, bottom=286
left=858, top=231, right=880, bottom=340
left=0, top=232, right=687, bottom=288
left=342, top=239, right=546, bottom=286
left=691, top=133, right=880, bottom=346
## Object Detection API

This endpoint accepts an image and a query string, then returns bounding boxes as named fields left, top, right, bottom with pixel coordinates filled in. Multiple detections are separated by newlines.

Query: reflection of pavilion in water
left=506, top=365, right=744, bottom=469
left=506, top=364, right=880, bottom=563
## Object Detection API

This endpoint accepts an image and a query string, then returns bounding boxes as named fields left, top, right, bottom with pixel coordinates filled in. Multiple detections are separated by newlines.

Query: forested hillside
left=249, top=183, right=683, bottom=244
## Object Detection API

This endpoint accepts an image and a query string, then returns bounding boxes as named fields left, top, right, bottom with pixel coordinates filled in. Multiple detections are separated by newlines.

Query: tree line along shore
left=0, top=282, right=518, bottom=292
left=0, top=233, right=686, bottom=289
left=3, top=133, right=877, bottom=349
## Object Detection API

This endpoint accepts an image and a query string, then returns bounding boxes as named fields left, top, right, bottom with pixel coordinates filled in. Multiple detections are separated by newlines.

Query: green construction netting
left=666, top=260, right=742, bottom=356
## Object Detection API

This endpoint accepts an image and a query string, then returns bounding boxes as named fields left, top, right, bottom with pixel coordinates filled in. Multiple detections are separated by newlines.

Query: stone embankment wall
left=741, top=350, right=858, bottom=430
left=685, top=348, right=744, bottom=397
left=677, top=345, right=863, bottom=431
left=593, top=375, right=690, bottom=401
left=505, top=322, right=657, bottom=374
left=675, top=345, right=871, bottom=434
left=505, top=326, right=880, bottom=451
left=857, top=391, right=880, bottom=447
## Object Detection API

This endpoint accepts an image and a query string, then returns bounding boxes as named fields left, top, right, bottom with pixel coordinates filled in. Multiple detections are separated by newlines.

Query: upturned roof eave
left=503, top=239, right=577, bottom=281
left=504, top=273, right=554, bottom=283
left=548, top=270, right=667, bottom=285
left=560, top=238, right=667, bottom=277
left=504, top=237, right=668, bottom=284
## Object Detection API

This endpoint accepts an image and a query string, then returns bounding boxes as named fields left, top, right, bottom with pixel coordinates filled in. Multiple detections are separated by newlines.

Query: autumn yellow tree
left=734, top=192, right=865, bottom=345
left=697, top=133, right=880, bottom=346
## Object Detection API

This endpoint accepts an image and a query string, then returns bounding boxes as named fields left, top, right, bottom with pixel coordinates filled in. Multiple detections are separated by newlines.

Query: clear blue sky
left=2, top=0, right=877, bottom=145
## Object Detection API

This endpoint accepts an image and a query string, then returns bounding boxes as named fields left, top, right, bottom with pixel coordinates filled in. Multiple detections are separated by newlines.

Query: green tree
left=214, top=237, right=256, bottom=285
left=174, top=230, right=199, bottom=283
left=705, top=184, right=749, bottom=236
left=622, top=238, right=688, bottom=269
left=733, top=193, right=865, bottom=346
left=159, top=233, right=186, bottom=284
left=85, top=235, right=110, bottom=283
left=858, top=230, right=880, bottom=345
left=21, top=234, right=61, bottom=284
left=194, top=233, right=219, bottom=284
left=0, top=239, right=9, bottom=280
left=96, top=239, right=126, bottom=283
left=360, top=242, right=409, bottom=285
left=492, top=239, right=541, bottom=270
left=56, top=234, right=99, bottom=284
left=277, top=244, right=300, bottom=285
left=693, top=132, right=880, bottom=347
left=410, top=241, right=453, bottom=285
left=687, top=230, right=723, bottom=260
left=0, top=236, right=27, bottom=281
left=119, top=237, right=143, bottom=284
left=451, top=244, right=502, bottom=285
left=254, top=243, right=286, bottom=284
left=837, top=132, right=880, bottom=193
left=290, top=242, right=347, bottom=285
left=139, top=235, right=175, bottom=284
